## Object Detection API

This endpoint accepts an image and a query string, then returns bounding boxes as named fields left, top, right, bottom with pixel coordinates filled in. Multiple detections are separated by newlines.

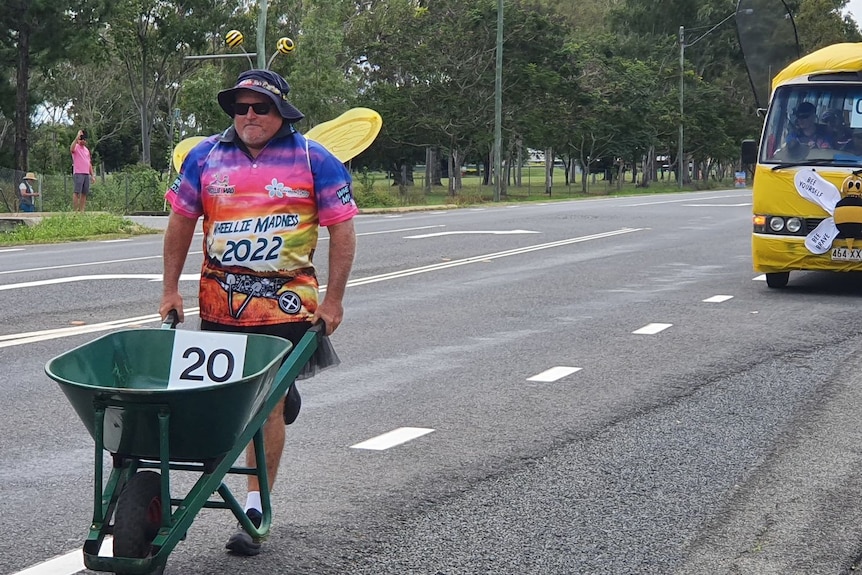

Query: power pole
left=493, top=0, right=503, bottom=202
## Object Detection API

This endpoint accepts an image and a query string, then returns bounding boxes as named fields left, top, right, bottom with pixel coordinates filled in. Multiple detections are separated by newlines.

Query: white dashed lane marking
left=527, top=367, right=582, bottom=382
left=350, top=427, right=435, bottom=451
left=633, top=323, right=673, bottom=335
left=703, top=295, right=734, bottom=303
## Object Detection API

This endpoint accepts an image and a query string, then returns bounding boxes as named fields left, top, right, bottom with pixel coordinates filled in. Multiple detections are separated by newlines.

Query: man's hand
left=159, top=293, right=185, bottom=324
left=312, top=299, right=343, bottom=336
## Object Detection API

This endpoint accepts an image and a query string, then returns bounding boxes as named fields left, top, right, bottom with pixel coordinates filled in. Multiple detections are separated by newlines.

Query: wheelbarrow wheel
left=113, top=471, right=165, bottom=575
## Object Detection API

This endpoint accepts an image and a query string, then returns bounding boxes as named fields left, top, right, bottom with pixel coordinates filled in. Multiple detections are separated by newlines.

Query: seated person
left=785, top=102, right=833, bottom=157
left=822, top=109, right=852, bottom=150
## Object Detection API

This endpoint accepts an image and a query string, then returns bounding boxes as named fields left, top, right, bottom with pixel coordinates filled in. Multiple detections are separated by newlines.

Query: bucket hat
left=217, top=69, right=304, bottom=122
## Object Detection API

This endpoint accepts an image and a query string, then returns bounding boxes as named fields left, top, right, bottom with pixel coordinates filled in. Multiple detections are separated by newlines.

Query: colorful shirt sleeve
left=306, top=138, right=358, bottom=226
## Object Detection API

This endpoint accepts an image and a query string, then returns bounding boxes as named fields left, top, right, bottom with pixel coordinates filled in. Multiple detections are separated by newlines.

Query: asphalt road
left=4, top=189, right=862, bottom=575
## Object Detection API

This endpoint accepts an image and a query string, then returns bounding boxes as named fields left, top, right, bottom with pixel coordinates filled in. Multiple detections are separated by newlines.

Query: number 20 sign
left=167, top=330, right=248, bottom=389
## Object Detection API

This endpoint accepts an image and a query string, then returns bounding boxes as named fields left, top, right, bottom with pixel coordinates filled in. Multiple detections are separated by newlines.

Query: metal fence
left=0, top=167, right=169, bottom=215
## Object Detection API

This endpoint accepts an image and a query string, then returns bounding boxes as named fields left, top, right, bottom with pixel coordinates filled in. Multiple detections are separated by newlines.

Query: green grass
left=357, top=170, right=741, bottom=209
left=0, top=171, right=741, bottom=245
left=0, top=213, right=159, bottom=246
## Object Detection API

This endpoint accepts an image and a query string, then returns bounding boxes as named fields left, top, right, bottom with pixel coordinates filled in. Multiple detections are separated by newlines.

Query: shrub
left=353, top=168, right=400, bottom=208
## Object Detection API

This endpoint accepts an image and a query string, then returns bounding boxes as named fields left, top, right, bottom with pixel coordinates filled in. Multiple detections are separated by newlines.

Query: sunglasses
left=796, top=113, right=813, bottom=120
left=233, top=102, right=274, bottom=116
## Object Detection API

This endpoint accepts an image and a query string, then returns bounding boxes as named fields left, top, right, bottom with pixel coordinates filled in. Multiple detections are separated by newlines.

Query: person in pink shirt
left=70, top=129, right=96, bottom=212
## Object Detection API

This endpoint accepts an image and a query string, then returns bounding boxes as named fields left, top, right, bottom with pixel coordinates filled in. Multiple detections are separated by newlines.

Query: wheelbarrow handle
left=308, top=320, right=328, bottom=340
left=161, top=309, right=180, bottom=330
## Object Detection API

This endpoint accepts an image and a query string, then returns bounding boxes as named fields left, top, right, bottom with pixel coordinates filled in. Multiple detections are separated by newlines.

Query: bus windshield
left=761, top=85, right=862, bottom=166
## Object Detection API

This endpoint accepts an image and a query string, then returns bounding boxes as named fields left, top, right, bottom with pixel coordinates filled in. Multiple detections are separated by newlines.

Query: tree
left=283, top=0, right=357, bottom=128
left=0, top=0, right=111, bottom=171
left=106, top=0, right=230, bottom=165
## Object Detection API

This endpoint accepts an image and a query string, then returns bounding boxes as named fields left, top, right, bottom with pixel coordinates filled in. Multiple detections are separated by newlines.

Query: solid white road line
left=10, top=551, right=84, bottom=575
left=621, top=193, right=748, bottom=207
left=0, top=309, right=200, bottom=347
left=527, top=367, right=582, bottom=382
left=356, top=225, right=446, bottom=237
left=681, top=203, right=751, bottom=207
left=11, top=538, right=112, bottom=575
left=0, top=273, right=200, bottom=292
left=0, top=254, right=168, bottom=276
left=405, top=230, right=540, bottom=238
left=703, top=295, right=734, bottom=303
left=633, top=323, right=673, bottom=335
left=349, top=228, right=643, bottom=287
left=350, top=428, right=435, bottom=451
left=0, top=226, right=436, bottom=276
left=753, top=274, right=766, bottom=281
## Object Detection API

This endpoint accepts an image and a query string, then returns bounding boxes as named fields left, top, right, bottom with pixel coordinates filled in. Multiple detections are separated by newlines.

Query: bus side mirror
left=741, top=139, right=758, bottom=164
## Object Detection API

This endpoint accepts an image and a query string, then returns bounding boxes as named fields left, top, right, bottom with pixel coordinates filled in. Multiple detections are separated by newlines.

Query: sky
left=847, top=0, right=862, bottom=22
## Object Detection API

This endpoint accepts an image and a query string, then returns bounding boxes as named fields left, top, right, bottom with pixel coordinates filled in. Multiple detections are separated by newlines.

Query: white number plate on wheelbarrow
left=168, top=331, right=248, bottom=389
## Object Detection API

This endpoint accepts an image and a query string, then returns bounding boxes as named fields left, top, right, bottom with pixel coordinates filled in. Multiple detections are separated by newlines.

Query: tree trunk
left=641, top=147, right=654, bottom=188
left=515, top=138, right=523, bottom=187
left=424, top=147, right=433, bottom=192
left=140, top=60, right=151, bottom=166
left=544, top=146, right=553, bottom=195
left=431, top=148, right=442, bottom=186
left=454, top=149, right=464, bottom=193
left=482, top=151, right=491, bottom=186
left=14, top=23, right=31, bottom=171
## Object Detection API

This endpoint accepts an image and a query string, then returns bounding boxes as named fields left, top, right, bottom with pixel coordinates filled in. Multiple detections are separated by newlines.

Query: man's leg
left=73, top=175, right=83, bottom=211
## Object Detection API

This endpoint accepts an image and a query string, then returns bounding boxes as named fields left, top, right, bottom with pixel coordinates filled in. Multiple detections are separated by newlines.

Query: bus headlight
left=769, top=216, right=785, bottom=232
left=786, top=217, right=803, bottom=233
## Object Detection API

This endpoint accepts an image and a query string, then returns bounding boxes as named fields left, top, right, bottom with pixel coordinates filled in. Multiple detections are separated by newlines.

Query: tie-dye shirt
left=165, top=125, right=357, bottom=327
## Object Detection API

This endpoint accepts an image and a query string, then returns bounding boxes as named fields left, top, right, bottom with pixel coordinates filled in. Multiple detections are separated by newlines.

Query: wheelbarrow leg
left=218, top=426, right=273, bottom=541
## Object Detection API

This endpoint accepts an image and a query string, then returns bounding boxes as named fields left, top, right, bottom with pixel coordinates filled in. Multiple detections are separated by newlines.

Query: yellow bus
left=752, top=43, right=862, bottom=288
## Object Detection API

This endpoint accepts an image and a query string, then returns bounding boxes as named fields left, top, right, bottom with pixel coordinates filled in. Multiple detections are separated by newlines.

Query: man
left=785, top=102, right=833, bottom=158
left=159, top=69, right=357, bottom=556
left=17, top=172, right=40, bottom=213
left=70, top=129, right=96, bottom=212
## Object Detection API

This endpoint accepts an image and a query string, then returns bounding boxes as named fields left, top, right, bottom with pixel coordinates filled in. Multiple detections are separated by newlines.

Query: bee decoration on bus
left=794, top=170, right=862, bottom=254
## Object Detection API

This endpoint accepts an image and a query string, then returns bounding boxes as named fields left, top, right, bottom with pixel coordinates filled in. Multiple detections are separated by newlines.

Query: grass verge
left=0, top=213, right=160, bottom=246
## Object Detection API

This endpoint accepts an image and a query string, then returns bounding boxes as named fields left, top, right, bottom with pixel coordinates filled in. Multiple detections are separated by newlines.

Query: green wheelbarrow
left=45, top=317, right=323, bottom=575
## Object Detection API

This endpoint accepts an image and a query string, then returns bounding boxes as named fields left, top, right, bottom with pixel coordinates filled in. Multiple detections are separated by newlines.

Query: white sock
left=245, top=491, right=262, bottom=513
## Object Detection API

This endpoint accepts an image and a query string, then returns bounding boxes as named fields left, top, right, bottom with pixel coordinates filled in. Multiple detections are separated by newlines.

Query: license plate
left=831, top=247, right=862, bottom=261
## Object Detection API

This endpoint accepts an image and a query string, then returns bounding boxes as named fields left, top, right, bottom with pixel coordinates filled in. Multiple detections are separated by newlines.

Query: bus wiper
left=770, top=158, right=862, bottom=170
